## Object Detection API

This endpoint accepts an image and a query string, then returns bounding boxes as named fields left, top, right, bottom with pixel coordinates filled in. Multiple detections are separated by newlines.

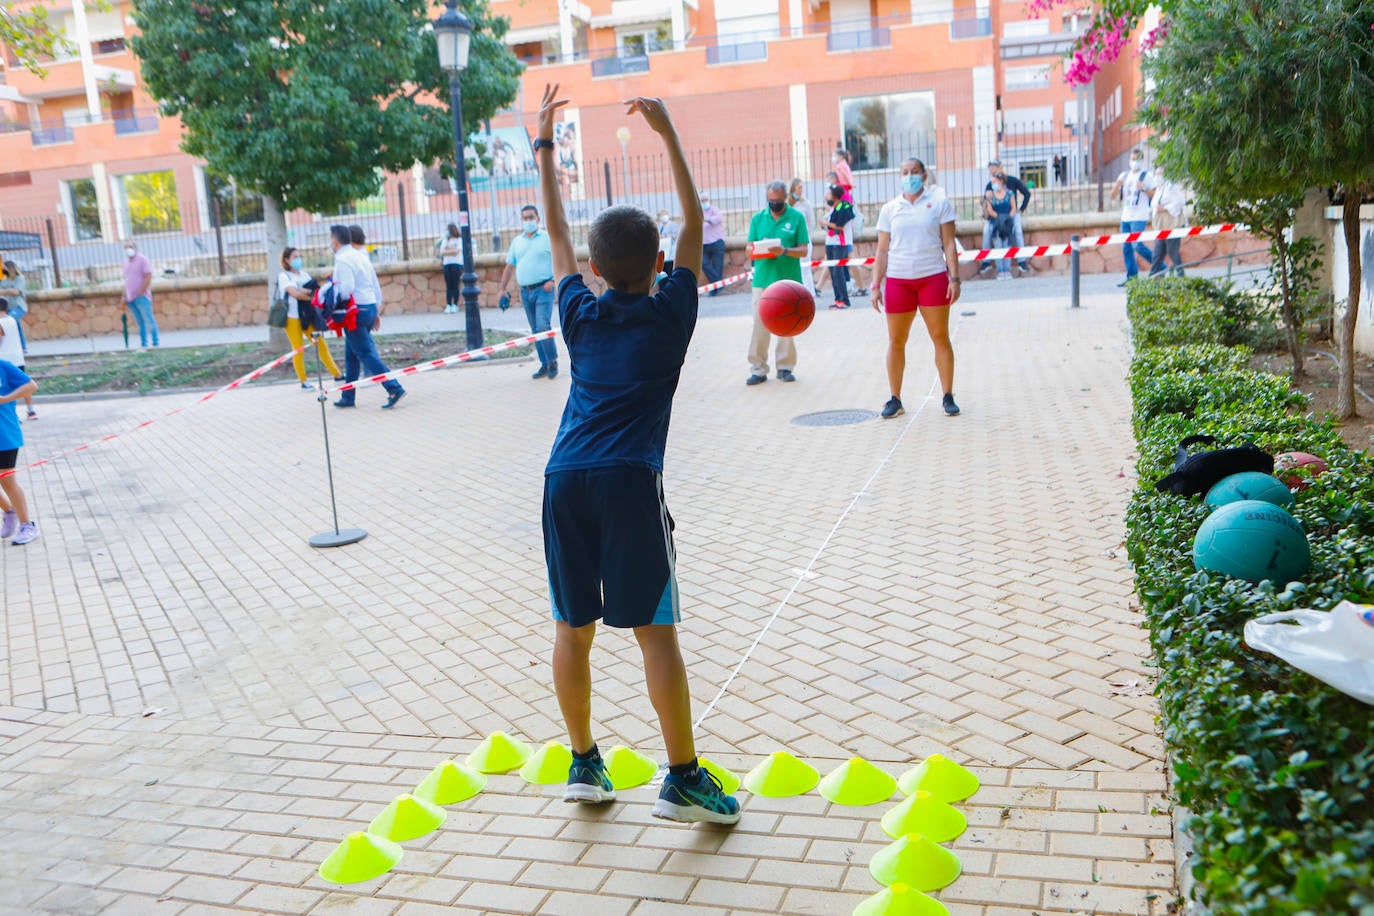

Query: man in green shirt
left=746, top=180, right=810, bottom=385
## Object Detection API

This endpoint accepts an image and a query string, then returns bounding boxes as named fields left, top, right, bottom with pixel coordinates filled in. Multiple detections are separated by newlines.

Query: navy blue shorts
left=543, top=467, right=680, bottom=629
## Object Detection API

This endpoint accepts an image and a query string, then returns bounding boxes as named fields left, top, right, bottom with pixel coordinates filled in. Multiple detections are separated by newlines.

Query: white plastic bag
left=1244, top=601, right=1374, bottom=705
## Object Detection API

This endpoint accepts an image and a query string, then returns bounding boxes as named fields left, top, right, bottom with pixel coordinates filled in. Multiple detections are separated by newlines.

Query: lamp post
left=434, top=0, right=483, bottom=352
left=616, top=126, right=631, bottom=201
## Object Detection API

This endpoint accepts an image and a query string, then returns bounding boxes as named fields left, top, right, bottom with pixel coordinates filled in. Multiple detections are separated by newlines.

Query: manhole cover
left=791, top=409, right=878, bottom=427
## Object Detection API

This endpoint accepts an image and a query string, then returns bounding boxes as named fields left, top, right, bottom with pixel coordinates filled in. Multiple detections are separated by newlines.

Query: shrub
left=1125, top=282, right=1374, bottom=914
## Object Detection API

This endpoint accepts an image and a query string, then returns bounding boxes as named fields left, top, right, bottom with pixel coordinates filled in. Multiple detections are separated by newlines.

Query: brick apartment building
left=0, top=0, right=1148, bottom=285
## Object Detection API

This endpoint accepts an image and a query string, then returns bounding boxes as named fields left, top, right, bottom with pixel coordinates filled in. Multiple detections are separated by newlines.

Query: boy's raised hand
left=624, top=97, right=673, bottom=135
left=537, top=83, right=570, bottom=141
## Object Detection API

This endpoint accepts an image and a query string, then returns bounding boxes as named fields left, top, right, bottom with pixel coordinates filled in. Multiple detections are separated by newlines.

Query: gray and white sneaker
left=0, top=510, right=16, bottom=539
left=12, top=522, right=37, bottom=545
left=880, top=397, right=904, bottom=419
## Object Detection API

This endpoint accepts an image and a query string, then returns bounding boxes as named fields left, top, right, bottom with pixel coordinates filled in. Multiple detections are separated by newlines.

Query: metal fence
left=0, top=121, right=1152, bottom=290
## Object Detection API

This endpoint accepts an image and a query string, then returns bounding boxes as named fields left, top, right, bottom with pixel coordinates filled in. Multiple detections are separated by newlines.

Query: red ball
left=1274, top=452, right=1328, bottom=491
left=757, top=279, right=815, bottom=338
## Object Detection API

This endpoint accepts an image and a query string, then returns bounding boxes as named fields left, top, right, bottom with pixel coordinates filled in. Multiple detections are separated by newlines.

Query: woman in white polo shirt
left=871, top=157, right=961, bottom=419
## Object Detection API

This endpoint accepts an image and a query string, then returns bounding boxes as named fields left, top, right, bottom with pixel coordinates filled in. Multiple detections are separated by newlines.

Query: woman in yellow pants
left=277, top=247, right=341, bottom=386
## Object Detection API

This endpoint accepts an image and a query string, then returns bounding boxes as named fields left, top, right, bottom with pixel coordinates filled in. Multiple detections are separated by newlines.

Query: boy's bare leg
left=553, top=620, right=597, bottom=754
left=0, top=477, right=28, bottom=523
left=634, top=625, right=695, bottom=766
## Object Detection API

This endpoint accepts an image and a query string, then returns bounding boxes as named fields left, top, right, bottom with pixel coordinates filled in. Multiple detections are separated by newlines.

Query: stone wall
left=20, top=215, right=1268, bottom=342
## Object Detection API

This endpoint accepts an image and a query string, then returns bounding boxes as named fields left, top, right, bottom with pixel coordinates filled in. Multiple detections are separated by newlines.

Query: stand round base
left=309, top=528, right=368, bottom=549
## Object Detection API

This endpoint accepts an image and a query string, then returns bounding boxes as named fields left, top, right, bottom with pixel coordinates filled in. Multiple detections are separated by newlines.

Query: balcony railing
left=827, top=26, right=891, bottom=52
left=951, top=16, right=993, bottom=40
left=32, top=122, right=75, bottom=146
left=705, top=40, right=768, bottom=65
left=112, top=108, right=159, bottom=135
left=590, top=53, right=650, bottom=78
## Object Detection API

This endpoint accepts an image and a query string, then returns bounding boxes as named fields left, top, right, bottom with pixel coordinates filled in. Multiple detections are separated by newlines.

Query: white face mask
left=124, top=248, right=135, bottom=259
left=1130, top=159, right=1142, bottom=171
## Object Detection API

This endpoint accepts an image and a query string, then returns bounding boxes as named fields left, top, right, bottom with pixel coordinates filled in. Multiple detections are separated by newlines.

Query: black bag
left=1154, top=435, right=1274, bottom=497
left=267, top=298, right=288, bottom=328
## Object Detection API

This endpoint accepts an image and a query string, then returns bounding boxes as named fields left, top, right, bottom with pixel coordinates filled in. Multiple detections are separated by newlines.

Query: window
left=1003, top=19, right=1050, bottom=39
left=204, top=172, right=263, bottom=226
left=716, top=0, right=778, bottom=44
left=841, top=90, right=936, bottom=171
left=120, top=170, right=181, bottom=235
left=66, top=178, right=102, bottom=241
left=617, top=23, right=670, bottom=56
left=1005, top=64, right=1051, bottom=91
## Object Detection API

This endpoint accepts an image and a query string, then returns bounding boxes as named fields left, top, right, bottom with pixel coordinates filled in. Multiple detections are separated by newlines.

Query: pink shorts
left=884, top=273, right=949, bottom=313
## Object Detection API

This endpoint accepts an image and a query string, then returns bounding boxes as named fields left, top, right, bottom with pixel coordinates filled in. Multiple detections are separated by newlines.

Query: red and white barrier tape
left=1, top=343, right=309, bottom=480
left=699, top=270, right=753, bottom=294
left=802, top=223, right=1247, bottom=267
left=329, top=331, right=557, bottom=394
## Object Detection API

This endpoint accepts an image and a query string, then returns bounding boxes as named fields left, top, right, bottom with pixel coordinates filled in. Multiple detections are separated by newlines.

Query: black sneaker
left=547, top=360, right=559, bottom=380
left=381, top=391, right=406, bottom=410
left=977, top=262, right=994, bottom=276
left=746, top=374, right=767, bottom=386
left=532, top=364, right=549, bottom=379
left=880, top=397, right=904, bottom=419
left=777, top=369, right=796, bottom=383
left=332, top=399, right=355, bottom=409
left=942, top=393, right=960, bottom=416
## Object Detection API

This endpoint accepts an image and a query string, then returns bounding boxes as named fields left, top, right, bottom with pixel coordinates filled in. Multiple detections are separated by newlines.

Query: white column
left=788, top=83, right=810, bottom=179
left=670, top=0, right=686, bottom=44
left=71, top=1, right=102, bottom=118
left=788, top=0, right=804, bottom=37
left=558, top=1, right=575, bottom=60
left=92, top=161, right=116, bottom=241
left=412, top=163, right=431, bottom=215
left=971, top=64, right=997, bottom=168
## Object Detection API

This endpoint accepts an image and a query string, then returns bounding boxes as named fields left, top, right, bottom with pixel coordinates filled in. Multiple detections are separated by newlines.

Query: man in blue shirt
left=534, top=84, right=740, bottom=826
left=0, top=359, right=38, bottom=545
left=498, top=205, right=559, bottom=379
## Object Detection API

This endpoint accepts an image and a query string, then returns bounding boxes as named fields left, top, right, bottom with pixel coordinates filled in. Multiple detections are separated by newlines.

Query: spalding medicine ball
left=1193, top=500, right=1310, bottom=585
left=1204, top=472, right=1295, bottom=509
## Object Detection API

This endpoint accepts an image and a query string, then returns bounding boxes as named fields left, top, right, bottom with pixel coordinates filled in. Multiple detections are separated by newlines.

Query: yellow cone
left=818, top=757, right=897, bottom=806
left=881, top=790, right=966, bottom=842
left=699, top=757, right=741, bottom=795
left=742, top=751, right=820, bottom=798
left=897, top=754, right=979, bottom=803
left=604, top=745, right=658, bottom=790
left=367, top=793, right=447, bottom=843
left=520, top=741, right=574, bottom=785
left=853, top=882, right=950, bottom=916
left=317, top=831, right=403, bottom=884
left=414, top=759, right=486, bottom=805
left=869, top=833, right=962, bottom=890
left=465, top=731, right=533, bottom=773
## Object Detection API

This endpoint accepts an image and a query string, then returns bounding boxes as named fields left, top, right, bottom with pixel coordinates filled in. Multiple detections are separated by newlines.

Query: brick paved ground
left=0, top=277, right=1173, bottom=915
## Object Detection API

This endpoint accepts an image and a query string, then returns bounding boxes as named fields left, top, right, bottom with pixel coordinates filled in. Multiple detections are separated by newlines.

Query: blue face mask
left=903, top=174, right=924, bottom=195
left=290, top=257, right=303, bottom=270
left=523, top=220, right=539, bottom=235
left=656, top=271, right=668, bottom=285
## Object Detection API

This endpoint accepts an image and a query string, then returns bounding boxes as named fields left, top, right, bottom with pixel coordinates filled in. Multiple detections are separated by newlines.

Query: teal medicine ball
left=1204, top=472, right=1295, bottom=509
left=1193, top=500, right=1310, bottom=584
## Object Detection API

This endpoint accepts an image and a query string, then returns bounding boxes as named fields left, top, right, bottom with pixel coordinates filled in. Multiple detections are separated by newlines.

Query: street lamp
left=616, top=126, right=631, bottom=201
left=434, top=0, right=483, bottom=352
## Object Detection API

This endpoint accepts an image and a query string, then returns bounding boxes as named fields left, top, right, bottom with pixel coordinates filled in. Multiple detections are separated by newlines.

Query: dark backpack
left=1155, top=435, right=1274, bottom=497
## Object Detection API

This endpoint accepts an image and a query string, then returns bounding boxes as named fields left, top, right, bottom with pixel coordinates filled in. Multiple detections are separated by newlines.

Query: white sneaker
left=0, top=510, right=15, bottom=538
left=12, top=521, right=37, bottom=545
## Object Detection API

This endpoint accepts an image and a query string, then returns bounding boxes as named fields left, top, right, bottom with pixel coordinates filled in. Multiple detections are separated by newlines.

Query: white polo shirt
left=876, top=191, right=957, bottom=280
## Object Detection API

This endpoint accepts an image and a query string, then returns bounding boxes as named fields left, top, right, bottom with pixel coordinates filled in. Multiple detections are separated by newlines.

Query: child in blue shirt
left=534, top=84, right=739, bottom=825
left=0, top=359, right=38, bottom=545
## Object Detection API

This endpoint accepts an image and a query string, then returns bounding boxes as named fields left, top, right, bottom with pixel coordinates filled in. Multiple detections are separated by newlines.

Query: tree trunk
left=263, top=194, right=290, bottom=352
left=1339, top=193, right=1361, bottom=418
left=1276, top=231, right=1304, bottom=378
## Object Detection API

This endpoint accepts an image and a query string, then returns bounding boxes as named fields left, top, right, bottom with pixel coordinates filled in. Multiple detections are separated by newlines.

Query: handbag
left=267, top=298, right=289, bottom=329
left=1155, top=435, right=1274, bottom=497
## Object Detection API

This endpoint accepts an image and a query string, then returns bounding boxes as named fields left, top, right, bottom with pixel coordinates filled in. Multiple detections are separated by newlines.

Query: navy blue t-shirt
left=545, top=267, right=699, bottom=474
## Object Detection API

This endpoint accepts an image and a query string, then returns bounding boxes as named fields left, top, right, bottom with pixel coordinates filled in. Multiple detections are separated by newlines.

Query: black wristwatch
left=533, top=138, right=555, bottom=151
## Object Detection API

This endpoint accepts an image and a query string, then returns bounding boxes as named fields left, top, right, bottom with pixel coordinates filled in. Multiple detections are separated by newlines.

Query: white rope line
left=693, top=318, right=964, bottom=731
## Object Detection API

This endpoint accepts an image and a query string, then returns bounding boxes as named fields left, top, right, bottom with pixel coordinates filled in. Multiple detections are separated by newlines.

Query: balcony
left=112, top=108, right=159, bottom=135
left=1000, top=32, right=1078, bottom=60
left=705, top=40, right=767, bottom=65
left=827, top=26, right=890, bottom=52
left=950, top=16, right=993, bottom=40
left=32, top=121, right=74, bottom=146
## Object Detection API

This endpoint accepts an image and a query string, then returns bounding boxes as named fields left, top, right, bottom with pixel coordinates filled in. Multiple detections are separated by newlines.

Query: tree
left=1, top=2, right=75, bottom=76
left=1026, top=0, right=1171, bottom=86
left=1142, top=0, right=1374, bottom=418
left=130, top=0, right=521, bottom=273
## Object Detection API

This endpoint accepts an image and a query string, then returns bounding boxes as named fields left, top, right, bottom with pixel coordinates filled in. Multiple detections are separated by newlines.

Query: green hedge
left=1125, top=279, right=1374, bottom=913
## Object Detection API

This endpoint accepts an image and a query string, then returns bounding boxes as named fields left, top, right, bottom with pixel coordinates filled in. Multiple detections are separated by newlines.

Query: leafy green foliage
left=0, top=2, right=76, bottom=76
left=130, top=0, right=521, bottom=214
left=1125, top=281, right=1374, bottom=913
